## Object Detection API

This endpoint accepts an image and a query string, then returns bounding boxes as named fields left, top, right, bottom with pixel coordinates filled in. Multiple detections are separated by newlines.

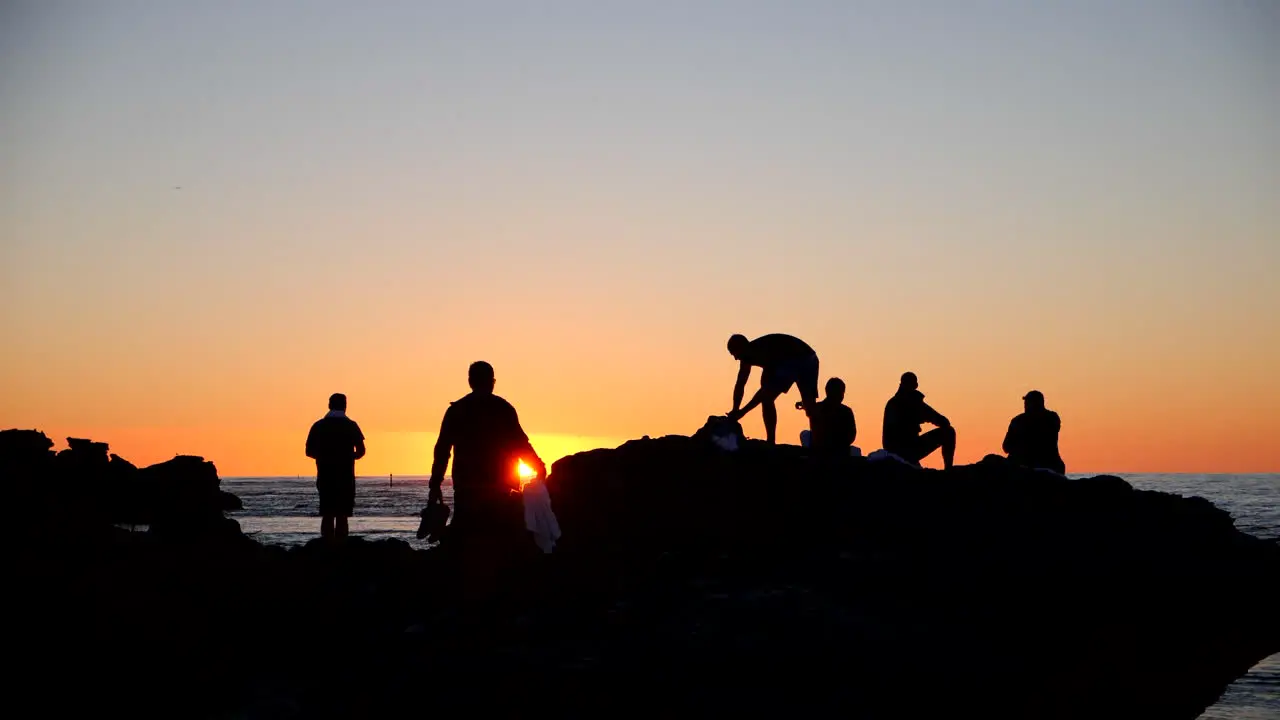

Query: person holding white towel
left=426, top=361, right=546, bottom=599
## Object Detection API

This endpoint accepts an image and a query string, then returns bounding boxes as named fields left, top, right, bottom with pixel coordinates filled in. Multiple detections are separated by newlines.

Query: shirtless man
left=725, top=333, right=820, bottom=444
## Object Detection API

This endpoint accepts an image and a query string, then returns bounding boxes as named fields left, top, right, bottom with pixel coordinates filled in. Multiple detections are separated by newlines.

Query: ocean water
left=226, top=472, right=1278, bottom=719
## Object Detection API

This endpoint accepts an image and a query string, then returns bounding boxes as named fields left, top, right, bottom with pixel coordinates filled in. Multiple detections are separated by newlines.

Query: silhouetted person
left=882, top=372, right=956, bottom=469
left=810, top=377, right=856, bottom=458
left=725, top=333, right=820, bottom=444
left=1003, top=390, right=1065, bottom=474
left=428, top=362, right=545, bottom=599
left=305, top=393, right=366, bottom=542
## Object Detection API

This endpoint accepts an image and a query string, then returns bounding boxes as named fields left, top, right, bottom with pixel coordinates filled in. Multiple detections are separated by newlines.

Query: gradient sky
left=2, top=1, right=1277, bottom=475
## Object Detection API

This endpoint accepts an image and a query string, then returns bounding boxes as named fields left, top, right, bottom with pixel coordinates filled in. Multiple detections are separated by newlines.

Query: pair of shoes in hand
left=416, top=501, right=450, bottom=541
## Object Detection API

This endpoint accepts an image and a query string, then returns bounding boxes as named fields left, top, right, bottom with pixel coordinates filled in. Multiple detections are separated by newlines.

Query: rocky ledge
left=5, top=425, right=1278, bottom=719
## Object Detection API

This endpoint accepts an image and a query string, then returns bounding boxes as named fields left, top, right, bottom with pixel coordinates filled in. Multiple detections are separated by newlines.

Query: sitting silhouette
left=810, top=377, right=856, bottom=457
left=305, top=393, right=366, bottom=542
left=725, top=333, right=820, bottom=444
left=427, top=361, right=544, bottom=551
left=1003, top=390, right=1066, bottom=474
left=882, top=372, right=956, bottom=469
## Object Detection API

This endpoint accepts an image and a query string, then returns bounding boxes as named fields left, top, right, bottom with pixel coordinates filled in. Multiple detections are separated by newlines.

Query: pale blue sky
left=5, top=2, right=1275, bottom=298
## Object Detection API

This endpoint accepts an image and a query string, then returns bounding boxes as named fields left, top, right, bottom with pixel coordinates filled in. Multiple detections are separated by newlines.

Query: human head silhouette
left=1023, top=390, right=1045, bottom=412
left=899, top=372, right=918, bottom=392
left=469, top=361, right=496, bottom=394
left=328, top=393, right=347, bottom=411
left=825, top=377, right=846, bottom=403
left=727, top=334, right=750, bottom=359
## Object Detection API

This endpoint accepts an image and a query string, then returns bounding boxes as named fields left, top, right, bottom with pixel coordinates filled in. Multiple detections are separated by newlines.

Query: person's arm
left=881, top=402, right=895, bottom=449
left=846, top=407, right=857, bottom=446
left=305, top=423, right=318, bottom=460
left=921, top=401, right=950, bottom=428
left=428, top=409, right=456, bottom=500
left=731, top=385, right=771, bottom=421
left=353, top=423, right=366, bottom=461
left=1002, top=418, right=1018, bottom=455
left=509, top=406, right=546, bottom=478
left=730, top=360, right=751, bottom=414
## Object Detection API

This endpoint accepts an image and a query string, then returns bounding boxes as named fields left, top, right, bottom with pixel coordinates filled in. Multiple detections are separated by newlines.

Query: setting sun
left=517, top=460, right=537, bottom=487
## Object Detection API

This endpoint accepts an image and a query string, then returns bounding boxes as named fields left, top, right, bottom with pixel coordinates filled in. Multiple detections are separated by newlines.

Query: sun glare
left=517, top=459, right=537, bottom=487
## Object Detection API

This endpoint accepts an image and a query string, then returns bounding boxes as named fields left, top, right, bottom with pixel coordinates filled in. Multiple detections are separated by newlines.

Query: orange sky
left=5, top=317, right=1278, bottom=475
left=2, top=3, right=1278, bottom=475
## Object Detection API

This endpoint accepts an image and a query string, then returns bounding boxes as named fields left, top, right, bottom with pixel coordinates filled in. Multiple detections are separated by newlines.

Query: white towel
left=523, top=478, right=562, bottom=554
left=711, top=433, right=740, bottom=452
left=867, top=449, right=910, bottom=465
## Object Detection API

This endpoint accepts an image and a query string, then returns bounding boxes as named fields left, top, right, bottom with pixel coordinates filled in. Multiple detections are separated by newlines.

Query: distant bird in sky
left=173, top=186, right=182, bottom=190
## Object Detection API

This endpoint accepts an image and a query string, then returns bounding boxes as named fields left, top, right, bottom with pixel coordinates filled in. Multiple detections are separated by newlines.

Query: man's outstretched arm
left=731, top=361, right=751, bottom=413
left=921, top=401, right=950, bottom=428
left=732, top=385, right=772, bottom=420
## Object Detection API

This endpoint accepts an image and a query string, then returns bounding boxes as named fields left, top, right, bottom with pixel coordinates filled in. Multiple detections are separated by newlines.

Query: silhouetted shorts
left=317, top=475, right=355, bottom=518
left=762, top=352, right=820, bottom=401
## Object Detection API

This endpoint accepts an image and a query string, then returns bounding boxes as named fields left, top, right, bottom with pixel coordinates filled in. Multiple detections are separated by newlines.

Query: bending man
left=725, top=333, right=820, bottom=444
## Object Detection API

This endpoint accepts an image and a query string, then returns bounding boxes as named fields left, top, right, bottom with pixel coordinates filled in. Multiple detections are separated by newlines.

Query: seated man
left=725, top=333, right=820, bottom=444
left=810, top=377, right=856, bottom=458
left=1002, top=390, right=1066, bottom=474
left=882, top=372, right=956, bottom=469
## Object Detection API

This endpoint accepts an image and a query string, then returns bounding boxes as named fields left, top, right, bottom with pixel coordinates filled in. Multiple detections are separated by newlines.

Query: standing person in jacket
left=882, top=372, right=956, bottom=469
left=305, top=393, right=366, bottom=542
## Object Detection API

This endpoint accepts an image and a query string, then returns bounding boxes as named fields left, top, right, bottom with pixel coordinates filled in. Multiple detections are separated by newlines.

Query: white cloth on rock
left=867, top=449, right=910, bottom=465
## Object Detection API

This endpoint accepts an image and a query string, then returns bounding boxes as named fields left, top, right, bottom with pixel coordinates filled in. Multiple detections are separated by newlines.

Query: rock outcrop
left=545, top=431, right=1279, bottom=718
left=136, top=454, right=244, bottom=539
left=5, top=425, right=1277, bottom=718
left=4, top=429, right=243, bottom=538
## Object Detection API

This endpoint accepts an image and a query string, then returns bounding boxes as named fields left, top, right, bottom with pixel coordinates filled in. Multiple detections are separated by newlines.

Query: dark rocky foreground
left=5, top=426, right=1278, bottom=719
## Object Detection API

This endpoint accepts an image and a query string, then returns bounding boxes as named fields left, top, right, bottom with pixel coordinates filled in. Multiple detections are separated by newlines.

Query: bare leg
left=915, top=427, right=958, bottom=469
left=802, top=391, right=818, bottom=418
left=321, top=515, right=335, bottom=540
left=336, top=516, right=349, bottom=542
left=941, top=426, right=956, bottom=469
left=762, top=397, right=778, bottom=444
